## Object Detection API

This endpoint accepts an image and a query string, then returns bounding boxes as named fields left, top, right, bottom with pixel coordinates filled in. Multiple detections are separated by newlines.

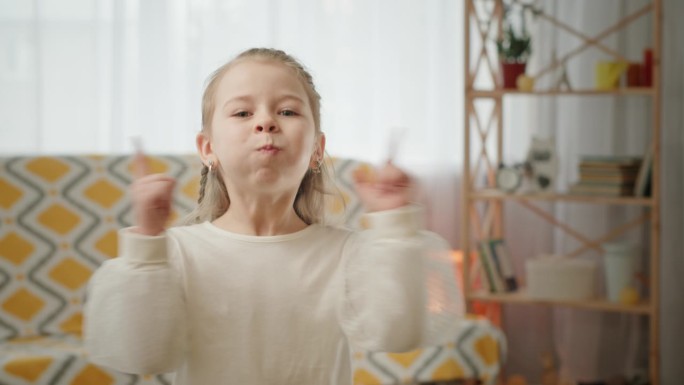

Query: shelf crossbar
left=517, top=199, right=603, bottom=253
left=467, top=0, right=502, bottom=89
left=514, top=199, right=650, bottom=258
left=530, top=3, right=653, bottom=81
left=567, top=212, right=650, bottom=257
left=467, top=100, right=499, bottom=188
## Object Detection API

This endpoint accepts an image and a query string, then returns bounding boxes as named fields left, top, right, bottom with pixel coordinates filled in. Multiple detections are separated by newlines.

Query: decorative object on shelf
left=526, top=255, right=597, bottom=300
left=595, top=61, right=629, bottom=90
left=516, top=74, right=535, bottom=92
left=642, top=48, right=653, bottom=87
left=525, top=136, right=558, bottom=193
left=602, top=242, right=638, bottom=303
left=495, top=162, right=536, bottom=193
left=540, top=352, right=559, bottom=385
left=626, top=62, right=643, bottom=87
left=496, top=2, right=540, bottom=89
left=495, top=163, right=524, bottom=192
left=620, top=285, right=641, bottom=305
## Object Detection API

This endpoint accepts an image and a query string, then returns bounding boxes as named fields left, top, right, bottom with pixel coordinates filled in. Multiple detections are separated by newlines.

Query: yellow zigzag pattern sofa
left=0, top=155, right=506, bottom=385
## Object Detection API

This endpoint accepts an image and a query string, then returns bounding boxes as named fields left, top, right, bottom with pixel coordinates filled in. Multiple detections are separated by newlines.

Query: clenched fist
left=131, top=152, right=176, bottom=236
left=352, top=161, right=414, bottom=212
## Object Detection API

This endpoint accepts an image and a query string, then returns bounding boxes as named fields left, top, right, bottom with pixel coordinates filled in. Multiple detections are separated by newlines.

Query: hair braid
left=197, top=165, right=209, bottom=204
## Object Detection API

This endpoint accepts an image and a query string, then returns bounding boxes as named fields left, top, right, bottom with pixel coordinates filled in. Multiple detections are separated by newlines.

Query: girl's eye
left=280, top=109, right=297, bottom=117
left=233, top=111, right=251, bottom=118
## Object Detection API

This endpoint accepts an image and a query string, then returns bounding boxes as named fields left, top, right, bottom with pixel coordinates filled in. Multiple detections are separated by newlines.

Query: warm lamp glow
left=450, top=250, right=463, bottom=264
left=451, top=250, right=464, bottom=291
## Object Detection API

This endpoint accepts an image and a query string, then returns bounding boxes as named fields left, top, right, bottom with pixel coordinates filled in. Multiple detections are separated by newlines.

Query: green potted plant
left=496, top=3, right=539, bottom=89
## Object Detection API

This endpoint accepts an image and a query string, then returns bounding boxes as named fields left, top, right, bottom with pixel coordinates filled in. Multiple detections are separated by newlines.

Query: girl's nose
left=255, top=113, right=278, bottom=133
left=255, top=124, right=278, bottom=133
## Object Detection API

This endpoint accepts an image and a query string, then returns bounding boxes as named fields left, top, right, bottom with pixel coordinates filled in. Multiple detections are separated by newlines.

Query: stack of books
left=569, top=156, right=642, bottom=197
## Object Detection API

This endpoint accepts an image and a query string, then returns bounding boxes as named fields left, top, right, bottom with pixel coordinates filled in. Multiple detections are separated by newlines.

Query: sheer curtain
left=0, top=0, right=464, bottom=243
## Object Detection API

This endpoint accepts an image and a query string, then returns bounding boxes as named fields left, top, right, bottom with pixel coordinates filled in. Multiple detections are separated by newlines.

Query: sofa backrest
left=0, top=155, right=365, bottom=340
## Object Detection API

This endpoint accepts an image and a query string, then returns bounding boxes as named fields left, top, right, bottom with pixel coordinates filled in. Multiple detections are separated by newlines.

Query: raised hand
left=130, top=147, right=176, bottom=236
left=352, top=161, right=414, bottom=212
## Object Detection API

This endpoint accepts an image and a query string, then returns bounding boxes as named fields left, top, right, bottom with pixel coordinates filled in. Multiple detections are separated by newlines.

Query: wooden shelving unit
left=462, top=0, right=662, bottom=384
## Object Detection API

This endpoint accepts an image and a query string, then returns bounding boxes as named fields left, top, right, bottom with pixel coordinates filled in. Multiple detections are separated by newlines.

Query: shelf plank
left=470, top=189, right=654, bottom=206
left=468, top=88, right=655, bottom=97
left=468, top=291, right=651, bottom=315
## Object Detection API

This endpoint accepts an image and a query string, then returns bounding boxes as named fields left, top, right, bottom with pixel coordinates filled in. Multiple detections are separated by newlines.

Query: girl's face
left=198, top=59, right=323, bottom=196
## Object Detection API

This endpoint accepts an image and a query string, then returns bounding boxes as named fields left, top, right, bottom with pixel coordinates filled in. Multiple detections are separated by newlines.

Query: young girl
left=84, top=48, right=462, bottom=385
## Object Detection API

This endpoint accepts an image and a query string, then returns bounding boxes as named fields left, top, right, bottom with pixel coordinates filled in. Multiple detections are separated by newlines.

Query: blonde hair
left=184, top=48, right=329, bottom=225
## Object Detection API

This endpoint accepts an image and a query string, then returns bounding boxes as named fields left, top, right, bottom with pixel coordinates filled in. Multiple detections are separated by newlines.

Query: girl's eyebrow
left=276, top=94, right=305, bottom=104
left=222, top=94, right=305, bottom=110
left=222, top=95, right=252, bottom=110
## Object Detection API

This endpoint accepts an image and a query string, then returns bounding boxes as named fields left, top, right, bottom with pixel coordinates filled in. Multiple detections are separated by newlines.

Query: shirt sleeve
left=338, top=205, right=465, bottom=353
left=83, top=228, right=187, bottom=375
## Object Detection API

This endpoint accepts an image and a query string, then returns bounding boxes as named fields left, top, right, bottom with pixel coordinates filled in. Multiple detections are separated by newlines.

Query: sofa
left=0, top=154, right=506, bottom=385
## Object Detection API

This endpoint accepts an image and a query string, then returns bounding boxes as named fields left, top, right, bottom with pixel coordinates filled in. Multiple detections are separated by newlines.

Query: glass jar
left=602, top=242, right=636, bottom=302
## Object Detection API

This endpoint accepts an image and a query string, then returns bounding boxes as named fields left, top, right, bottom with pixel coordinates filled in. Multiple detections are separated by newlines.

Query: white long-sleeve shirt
left=84, top=206, right=463, bottom=385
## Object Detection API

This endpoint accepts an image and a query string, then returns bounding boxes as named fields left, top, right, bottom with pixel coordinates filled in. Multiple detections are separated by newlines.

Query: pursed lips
left=258, top=144, right=281, bottom=154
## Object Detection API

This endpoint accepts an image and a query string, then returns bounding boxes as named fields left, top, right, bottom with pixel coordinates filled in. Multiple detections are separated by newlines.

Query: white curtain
left=0, top=0, right=464, bottom=243
left=501, top=0, right=684, bottom=384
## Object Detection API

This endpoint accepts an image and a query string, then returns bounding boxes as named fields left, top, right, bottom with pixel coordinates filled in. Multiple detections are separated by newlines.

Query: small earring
left=208, top=160, right=214, bottom=172
left=310, top=159, right=323, bottom=174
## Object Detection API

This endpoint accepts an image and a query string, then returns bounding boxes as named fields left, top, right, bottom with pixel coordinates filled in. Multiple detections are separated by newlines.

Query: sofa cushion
left=352, top=316, right=506, bottom=385
left=0, top=334, right=173, bottom=384
left=0, top=155, right=200, bottom=340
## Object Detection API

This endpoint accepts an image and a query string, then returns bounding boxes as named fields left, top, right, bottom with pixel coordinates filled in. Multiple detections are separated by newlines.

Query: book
left=634, top=145, right=653, bottom=197
left=569, top=183, right=634, bottom=196
left=580, top=155, right=642, bottom=165
left=579, top=169, right=640, bottom=178
left=579, top=167, right=640, bottom=176
left=477, top=242, right=505, bottom=293
left=579, top=164, right=641, bottom=172
left=578, top=175, right=634, bottom=188
left=486, top=239, right=518, bottom=292
left=579, top=156, right=642, bottom=173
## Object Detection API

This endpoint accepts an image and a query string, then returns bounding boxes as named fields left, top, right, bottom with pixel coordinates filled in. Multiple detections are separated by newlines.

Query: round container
left=602, top=242, right=636, bottom=302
